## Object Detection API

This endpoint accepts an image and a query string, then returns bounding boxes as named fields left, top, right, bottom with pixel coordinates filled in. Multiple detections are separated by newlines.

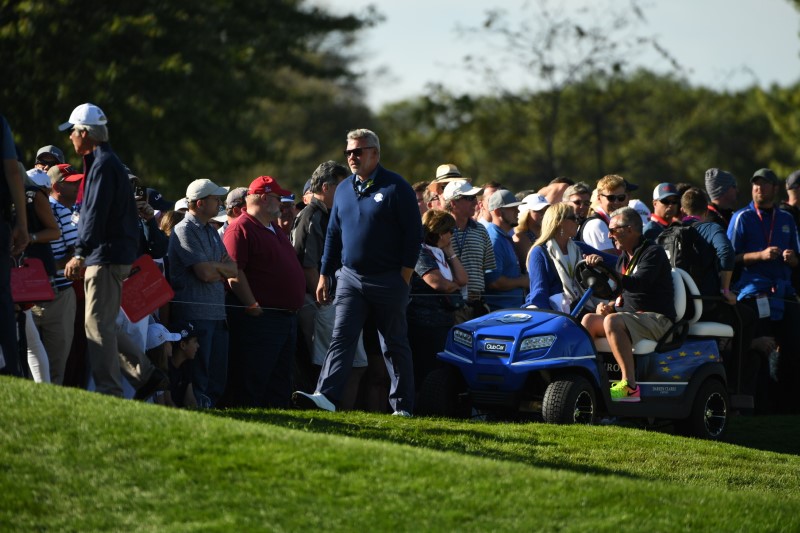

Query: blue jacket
left=691, top=219, right=733, bottom=295
left=525, top=241, right=616, bottom=309
left=75, top=143, right=139, bottom=266
left=321, top=165, right=422, bottom=276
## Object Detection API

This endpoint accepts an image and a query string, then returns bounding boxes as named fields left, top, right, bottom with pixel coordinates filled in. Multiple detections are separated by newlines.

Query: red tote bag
left=121, top=255, right=174, bottom=323
left=11, top=257, right=55, bottom=303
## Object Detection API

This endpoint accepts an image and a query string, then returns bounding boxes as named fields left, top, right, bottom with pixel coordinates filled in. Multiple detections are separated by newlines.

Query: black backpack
left=656, top=221, right=718, bottom=290
left=575, top=213, right=601, bottom=243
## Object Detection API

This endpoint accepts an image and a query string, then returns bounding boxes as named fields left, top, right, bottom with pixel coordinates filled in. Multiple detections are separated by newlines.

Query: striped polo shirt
left=451, top=218, right=496, bottom=298
left=49, top=196, right=78, bottom=289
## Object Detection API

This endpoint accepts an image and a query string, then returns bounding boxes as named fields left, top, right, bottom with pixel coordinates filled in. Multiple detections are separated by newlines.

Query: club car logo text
left=484, top=343, right=506, bottom=352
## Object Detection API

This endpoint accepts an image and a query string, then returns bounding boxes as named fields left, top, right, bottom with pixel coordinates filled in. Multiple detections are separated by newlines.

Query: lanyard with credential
left=456, top=225, right=469, bottom=258
left=623, top=241, right=648, bottom=276
left=753, top=206, right=776, bottom=247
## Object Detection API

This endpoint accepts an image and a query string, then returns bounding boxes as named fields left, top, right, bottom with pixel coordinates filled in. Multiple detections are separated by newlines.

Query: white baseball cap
left=58, top=103, right=108, bottom=131
left=628, top=199, right=651, bottom=226
left=185, top=179, right=229, bottom=201
left=174, top=198, right=189, bottom=212
left=146, top=323, right=182, bottom=350
left=442, top=180, right=484, bottom=202
left=26, top=169, right=51, bottom=188
left=518, top=194, right=550, bottom=214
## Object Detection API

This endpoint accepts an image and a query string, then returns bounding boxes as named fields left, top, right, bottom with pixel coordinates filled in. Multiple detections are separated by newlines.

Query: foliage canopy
left=1, top=0, right=374, bottom=196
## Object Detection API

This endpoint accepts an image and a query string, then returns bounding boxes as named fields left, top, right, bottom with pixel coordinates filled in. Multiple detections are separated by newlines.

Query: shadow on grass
left=725, top=415, right=800, bottom=455
left=210, top=409, right=645, bottom=479
left=211, top=409, right=800, bottom=460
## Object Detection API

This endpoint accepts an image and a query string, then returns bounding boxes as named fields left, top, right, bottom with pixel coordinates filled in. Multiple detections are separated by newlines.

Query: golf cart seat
left=676, top=268, right=734, bottom=338
left=594, top=268, right=687, bottom=355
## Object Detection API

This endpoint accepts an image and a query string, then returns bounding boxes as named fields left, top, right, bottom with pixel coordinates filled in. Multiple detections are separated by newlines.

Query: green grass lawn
left=1, top=376, right=798, bottom=532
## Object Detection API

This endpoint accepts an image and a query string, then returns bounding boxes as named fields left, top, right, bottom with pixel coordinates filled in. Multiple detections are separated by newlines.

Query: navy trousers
left=317, top=267, right=414, bottom=413
left=228, top=307, right=296, bottom=408
left=190, top=318, right=228, bottom=408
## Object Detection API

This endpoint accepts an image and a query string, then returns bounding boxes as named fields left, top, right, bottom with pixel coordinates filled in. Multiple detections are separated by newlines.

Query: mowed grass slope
left=0, top=377, right=798, bottom=532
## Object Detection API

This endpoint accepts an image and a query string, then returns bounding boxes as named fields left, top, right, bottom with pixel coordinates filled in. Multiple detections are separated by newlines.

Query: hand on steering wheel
left=574, top=259, right=623, bottom=300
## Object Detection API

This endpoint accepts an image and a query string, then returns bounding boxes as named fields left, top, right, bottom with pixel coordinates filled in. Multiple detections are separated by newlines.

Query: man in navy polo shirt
left=223, top=176, right=305, bottom=408
left=293, top=129, right=422, bottom=416
left=728, top=168, right=800, bottom=413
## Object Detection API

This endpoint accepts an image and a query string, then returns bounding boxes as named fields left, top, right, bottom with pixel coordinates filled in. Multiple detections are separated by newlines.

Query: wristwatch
left=73, top=255, right=85, bottom=261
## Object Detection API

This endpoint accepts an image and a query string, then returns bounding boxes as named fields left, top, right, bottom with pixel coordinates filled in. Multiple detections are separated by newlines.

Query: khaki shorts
left=618, top=312, right=673, bottom=347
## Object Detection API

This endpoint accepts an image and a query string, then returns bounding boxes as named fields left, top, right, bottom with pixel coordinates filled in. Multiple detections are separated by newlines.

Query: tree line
left=2, top=0, right=799, bottom=207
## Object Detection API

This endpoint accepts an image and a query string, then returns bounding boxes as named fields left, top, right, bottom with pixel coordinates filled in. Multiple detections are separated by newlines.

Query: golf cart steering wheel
left=575, top=260, right=623, bottom=300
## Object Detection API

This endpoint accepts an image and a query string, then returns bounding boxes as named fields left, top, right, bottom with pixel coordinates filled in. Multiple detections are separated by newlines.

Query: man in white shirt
left=579, top=174, right=628, bottom=255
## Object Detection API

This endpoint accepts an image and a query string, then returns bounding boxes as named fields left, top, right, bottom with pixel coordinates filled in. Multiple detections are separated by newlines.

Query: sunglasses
left=343, top=146, right=376, bottom=158
left=608, top=225, right=631, bottom=236
left=36, top=159, right=59, bottom=167
left=601, top=193, right=627, bottom=202
left=659, top=198, right=679, bottom=206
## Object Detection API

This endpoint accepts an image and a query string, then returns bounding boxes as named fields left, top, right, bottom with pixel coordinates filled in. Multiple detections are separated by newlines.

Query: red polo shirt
left=223, top=212, right=305, bottom=311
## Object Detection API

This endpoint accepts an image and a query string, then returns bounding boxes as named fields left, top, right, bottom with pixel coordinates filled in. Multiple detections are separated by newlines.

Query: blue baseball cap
left=653, top=182, right=679, bottom=201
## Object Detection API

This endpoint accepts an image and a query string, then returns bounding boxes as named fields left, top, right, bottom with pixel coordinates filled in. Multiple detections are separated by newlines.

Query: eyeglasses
left=343, top=146, right=376, bottom=158
left=608, top=225, right=631, bottom=236
left=659, top=198, right=679, bottom=206
left=601, top=193, right=627, bottom=202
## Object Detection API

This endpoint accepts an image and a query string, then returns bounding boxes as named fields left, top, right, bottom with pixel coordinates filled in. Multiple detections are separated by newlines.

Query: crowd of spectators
left=2, top=104, right=799, bottom=415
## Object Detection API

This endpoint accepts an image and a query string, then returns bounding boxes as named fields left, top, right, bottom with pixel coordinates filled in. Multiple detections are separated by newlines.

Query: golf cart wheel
left=417, top=367, right=469, bottom=418
left=543, top=375, right=597, bottom=425
left=678, top=379, right=729, bottom=440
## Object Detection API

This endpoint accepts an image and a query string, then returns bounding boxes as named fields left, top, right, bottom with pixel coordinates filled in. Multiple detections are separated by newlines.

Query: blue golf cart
left=418, top=261, right=749, bottom=440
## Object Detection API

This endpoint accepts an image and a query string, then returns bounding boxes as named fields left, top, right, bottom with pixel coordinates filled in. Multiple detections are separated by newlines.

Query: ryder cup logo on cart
left=374, top=193, right=384, bottom=203
left=498, top=313, right=532, bottom=323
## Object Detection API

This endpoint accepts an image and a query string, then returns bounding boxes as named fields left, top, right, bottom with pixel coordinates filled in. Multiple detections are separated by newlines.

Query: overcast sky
left=314, top=0, right=800, bottom=110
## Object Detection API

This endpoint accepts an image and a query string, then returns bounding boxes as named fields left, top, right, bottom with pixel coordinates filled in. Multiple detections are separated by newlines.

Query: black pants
left=739, top=296, right=800, bottom=414
left=0, top=221, right=20, bottom=376
left=702, top=301, right=758, bottom=397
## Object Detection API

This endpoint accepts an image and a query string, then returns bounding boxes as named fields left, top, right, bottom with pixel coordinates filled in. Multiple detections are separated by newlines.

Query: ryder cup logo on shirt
left=783, top=224, right=791, bottom=234
left=374, top=193, right=384, bottom=203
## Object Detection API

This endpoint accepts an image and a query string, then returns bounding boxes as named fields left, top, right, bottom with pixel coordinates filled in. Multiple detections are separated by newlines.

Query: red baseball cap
left=248, top=176, right=291, bottom=197
left=47, top=163, right=84, bottom=184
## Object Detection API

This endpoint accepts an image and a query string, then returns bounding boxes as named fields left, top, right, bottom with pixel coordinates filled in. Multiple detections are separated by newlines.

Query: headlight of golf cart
left=519, top=335, right=556, bottom=351
left=453, top=328, right=473, bottom=349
